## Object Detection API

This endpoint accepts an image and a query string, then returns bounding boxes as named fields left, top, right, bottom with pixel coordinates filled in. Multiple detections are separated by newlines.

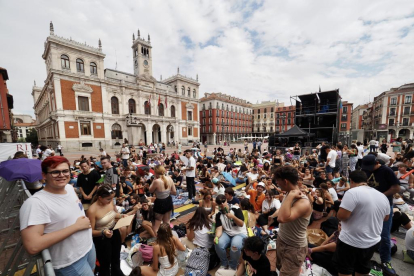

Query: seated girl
left=138, top=223, right=185, bottom=276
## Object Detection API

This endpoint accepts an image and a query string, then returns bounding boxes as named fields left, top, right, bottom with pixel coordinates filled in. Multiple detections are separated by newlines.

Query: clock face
left=143, top=60, right=148, bottom=67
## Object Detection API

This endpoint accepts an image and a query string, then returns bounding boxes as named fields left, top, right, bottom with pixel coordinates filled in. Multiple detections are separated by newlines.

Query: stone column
left=161, top=123, right=167, bottom=143
left=213, top=133, right=216, bottom=145
left=146, top=123, right=152, bottom=145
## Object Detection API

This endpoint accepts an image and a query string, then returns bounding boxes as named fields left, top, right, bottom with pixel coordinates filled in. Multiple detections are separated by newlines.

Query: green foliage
left=25, top=128, right=39, bottom=145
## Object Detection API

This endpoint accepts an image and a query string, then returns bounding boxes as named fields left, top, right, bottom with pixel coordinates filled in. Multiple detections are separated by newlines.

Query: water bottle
left=188, top=270, right=201, bottom=276
left=136, top=210, right=143, bottom=226
left=125, top=200, right=129, bottom=210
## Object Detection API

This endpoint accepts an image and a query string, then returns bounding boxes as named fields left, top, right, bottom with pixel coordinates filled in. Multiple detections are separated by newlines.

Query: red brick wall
left=182, top=127, right=187, bottom=137
left=181, top=102, right=187, bottom=120
left=93, top=123, right=105, bottom=138
left=193, top=127, right=198, bottom=138
left=193, top=103, right=198, bottom=121
left=64, top=122, right=79, bottom=138
left=60, top=79, right=103, bottom=112
left=60, top=79, right=76, bottom=110
left=0, top=74, right=11, bottom=130
left=91, top=84, right=103, bottom=113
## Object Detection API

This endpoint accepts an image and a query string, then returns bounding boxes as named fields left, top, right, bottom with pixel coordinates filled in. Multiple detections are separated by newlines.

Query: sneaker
left=381, top=262, right=396, bottom=276
left=184, top=199, right=192, bottom=204
left=219, top=265, right=228, bottom=270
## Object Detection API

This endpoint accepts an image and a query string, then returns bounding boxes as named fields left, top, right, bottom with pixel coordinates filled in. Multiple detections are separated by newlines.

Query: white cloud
left=0, top=0, right=413, bottom=116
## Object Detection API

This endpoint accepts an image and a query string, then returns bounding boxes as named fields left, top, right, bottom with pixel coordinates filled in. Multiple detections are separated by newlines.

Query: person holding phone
left=214, top=195, right=247, bottom=271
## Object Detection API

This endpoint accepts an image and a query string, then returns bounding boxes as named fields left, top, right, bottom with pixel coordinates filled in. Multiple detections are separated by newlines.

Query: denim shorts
left=326, top=166, right=334, bottom=173
left=55, top=244, right=96, bottom=276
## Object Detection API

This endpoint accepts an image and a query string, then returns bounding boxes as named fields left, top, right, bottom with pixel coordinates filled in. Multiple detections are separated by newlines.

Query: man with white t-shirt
left=120, top=143, right=130, bottom=168
left=20, top=156, right=94, bottom=275
left=325, top=145, right=337, bottom=180
left=182, top=149, right=196, bottom=204
left=334, top=170, right=390, bottom=276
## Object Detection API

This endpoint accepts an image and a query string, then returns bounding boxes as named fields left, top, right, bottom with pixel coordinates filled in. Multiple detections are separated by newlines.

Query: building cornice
left=42, top=35, right=105, bottom=60
left=163, top=74, right=199, bottom=86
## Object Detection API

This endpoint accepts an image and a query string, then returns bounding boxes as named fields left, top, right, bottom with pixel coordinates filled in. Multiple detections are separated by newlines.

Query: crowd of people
left=17, top=137, right=414, bottom=276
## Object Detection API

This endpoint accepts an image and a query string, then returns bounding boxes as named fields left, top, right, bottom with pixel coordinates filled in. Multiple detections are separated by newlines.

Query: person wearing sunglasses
left=20, top=156, right=95, bottom=276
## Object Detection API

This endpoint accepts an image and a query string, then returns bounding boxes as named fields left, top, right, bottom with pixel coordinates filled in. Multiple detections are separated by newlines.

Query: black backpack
left=321, top=217, right=339, bottom=236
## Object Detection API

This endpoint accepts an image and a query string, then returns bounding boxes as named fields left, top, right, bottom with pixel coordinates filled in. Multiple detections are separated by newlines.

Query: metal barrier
left=0, top=178, right=55, bottom=276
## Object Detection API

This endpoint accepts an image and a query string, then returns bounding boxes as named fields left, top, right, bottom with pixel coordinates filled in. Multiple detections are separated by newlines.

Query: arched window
left=76, top=59, right=84, bottom=72
left=181, top=86, right=185, bottom=95
left=222, top=103, right=224, bottom=110
left=90, top=62, right=97, bottom=75
left=111, top=123, right=123, bottom=139
left=111, top=97, right=119, bottom=114
left=193, top=89, right=196, bottom=98
left=144, top=101, right=151, bottom=115
left=128, top=99, right=136, bottom=114
left=61, top=54, right=70, bottom=69
left=187, top=87, right=191, bottom=97
left=216, top=102, right=219, bottom=109
left=171, top=105, right=176, bottom=117
left=158, top=103, right=164, bottom=116
left=227, top=105, right=229, bottom=111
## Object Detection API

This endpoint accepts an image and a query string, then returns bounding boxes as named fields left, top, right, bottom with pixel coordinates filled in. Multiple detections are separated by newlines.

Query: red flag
left=146, top=95, right=151, bottom=107
left=158, top=95, right=161, bottom=106
left=165, top=97, right=168, bottom=108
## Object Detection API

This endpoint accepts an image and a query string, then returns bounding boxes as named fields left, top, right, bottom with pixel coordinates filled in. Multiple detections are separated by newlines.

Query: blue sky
left=1, top=0, right=414, bottom=116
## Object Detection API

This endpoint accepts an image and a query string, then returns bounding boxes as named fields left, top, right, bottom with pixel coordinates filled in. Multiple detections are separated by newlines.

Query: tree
left=25, top=128, right=39, bottom=146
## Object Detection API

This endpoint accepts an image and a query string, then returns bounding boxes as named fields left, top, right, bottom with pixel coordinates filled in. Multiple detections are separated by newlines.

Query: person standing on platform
left=183, top=149, right=196, bottom=204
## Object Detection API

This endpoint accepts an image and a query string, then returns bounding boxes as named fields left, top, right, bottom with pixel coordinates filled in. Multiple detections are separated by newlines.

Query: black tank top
left=294, top=147, right=300, bottom=155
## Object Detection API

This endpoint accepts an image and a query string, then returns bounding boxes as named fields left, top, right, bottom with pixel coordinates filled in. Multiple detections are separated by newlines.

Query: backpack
left=320, top=217, right=339, bottom=237
left=185, top=247, right=210, bottom=276
left=208, top=248, right=220, bottom=271
left=138, top=244, right=153, bottom=262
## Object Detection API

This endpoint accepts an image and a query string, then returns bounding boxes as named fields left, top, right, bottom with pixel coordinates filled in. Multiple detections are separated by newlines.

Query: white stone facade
left=33, top=23, right=200, bottom=151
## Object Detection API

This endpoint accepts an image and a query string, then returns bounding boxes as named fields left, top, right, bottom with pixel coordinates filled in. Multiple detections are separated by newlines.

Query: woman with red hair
left=19, top=156, right=95, bottom=276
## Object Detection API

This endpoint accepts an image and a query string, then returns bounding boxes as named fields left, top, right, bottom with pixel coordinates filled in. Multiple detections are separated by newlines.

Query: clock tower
left=132, top=29, right=153, bottom=77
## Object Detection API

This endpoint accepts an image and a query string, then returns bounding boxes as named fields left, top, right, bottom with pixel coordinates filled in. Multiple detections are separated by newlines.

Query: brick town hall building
left=33, top=22, right=200, bottom=150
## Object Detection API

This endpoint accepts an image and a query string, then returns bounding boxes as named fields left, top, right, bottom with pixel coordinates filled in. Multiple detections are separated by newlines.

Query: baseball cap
left=361, top=155, right=377, bottom=171
left=212, top=178, right=219, bottom=184
left=257, top=182, right=266, bottom=188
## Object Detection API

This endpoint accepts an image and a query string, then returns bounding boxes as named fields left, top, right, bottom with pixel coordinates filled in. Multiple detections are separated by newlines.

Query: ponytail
left=154, top=164, right=168, bottom=189
left=161, top=175, right=168, bottom=189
